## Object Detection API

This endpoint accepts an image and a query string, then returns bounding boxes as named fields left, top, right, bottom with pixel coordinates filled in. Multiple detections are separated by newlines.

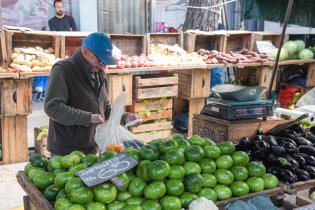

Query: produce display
left=23, top=134, right=279, bottom=210
left=10, top=47, right=61, bottom=72
left=198, top=49, right=269, bottom=65
left=236, top=124, right=315, bottom=184
left=268, top=40, right=314, bottom=61
left=109, top=54, right=155, bottom=69
left=148, top=44, right=205, bottom=66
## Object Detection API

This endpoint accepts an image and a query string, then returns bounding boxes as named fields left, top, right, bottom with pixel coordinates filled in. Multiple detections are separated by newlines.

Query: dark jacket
left=48, top=15, right=77, bottom=31
left=44, top=50, right=111, bottom=155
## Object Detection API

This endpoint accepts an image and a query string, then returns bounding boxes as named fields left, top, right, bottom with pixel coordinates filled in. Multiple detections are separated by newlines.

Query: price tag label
left=77, top=153, right=138, bottom=187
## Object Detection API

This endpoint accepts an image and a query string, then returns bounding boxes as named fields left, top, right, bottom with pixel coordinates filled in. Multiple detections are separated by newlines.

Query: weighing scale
left=201, top=98, right=273, bottom=120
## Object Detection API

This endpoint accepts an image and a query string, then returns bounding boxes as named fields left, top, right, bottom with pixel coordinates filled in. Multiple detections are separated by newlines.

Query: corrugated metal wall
left=98, top=0, right=147, bottom=34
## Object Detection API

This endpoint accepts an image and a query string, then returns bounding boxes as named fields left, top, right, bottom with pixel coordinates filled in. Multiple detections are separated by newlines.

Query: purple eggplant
left=295, top=169, right=310, bottom=181
left=302, top=166, right=315, bottom=178
left=277, top=169, right=297, bottom=183
left=266, top=135, right=278, bottom=146
left=295, top=137, right=312, bottom=146
left=298, top=145, right=315, bottom=155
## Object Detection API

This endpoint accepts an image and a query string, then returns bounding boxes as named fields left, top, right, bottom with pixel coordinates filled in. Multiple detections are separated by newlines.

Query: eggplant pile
left=236, top=124, right=315, bottom=184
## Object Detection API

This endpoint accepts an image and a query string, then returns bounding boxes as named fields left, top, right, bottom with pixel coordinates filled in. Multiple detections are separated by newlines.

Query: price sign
left=77, top=153, right=138, bottom=187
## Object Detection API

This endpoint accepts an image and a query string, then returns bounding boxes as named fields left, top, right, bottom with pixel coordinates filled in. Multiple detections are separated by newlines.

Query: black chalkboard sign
left=76, top=153, right=138, bottom=187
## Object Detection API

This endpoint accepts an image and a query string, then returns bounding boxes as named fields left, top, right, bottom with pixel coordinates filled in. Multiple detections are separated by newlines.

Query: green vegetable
left=231, top=166, right=249, bottom=181
left=283, top=41, right=298, bottom=55
left=148, top=160, right=171, bottom=180
left=168, top=165, right=185, bottom=179
left=216, top=155, right=233, bottom=169
left=294, top=40, right=305, bottom=52
left=246, top=161, right=266, bottom=177
left=128, top=177, right=147, bottom=197
left=199, top=159, right=216, bottom=173
left=86, top=202, right=106, bottom=210
left=268, top=48, right=288, bottom=61
left=33, top=172, right=54, bottom=189
left=163, top=150, right=185, bottom=165
left=30, top=153, right=48, bottom=168
left=93, top=183, right=117, bottom=204
left=126, top=197, right=144, bottom=205
left=204, top=145, right=221, bottom=159
left=299, top=48, right=314, bottom=60
left=188, top=135, right=207, bottom=147
left=69, top=186, right=93, bottom=204
left=215, top=169, right=234, bottom=185
left=183, top=162, right=201, bottom=175
left=54, top=198, right=72, bottom=210
left=165, top=179, right=184, bottom=196
left=160, top=196, right=182, bottom=210
left=65, top=178, right=84, bottom=195
left=184, top=173, right=204, bottom=193
left=142, top=200, right=161, bottom=210
left=263, top=173, right=279, bottom=189
left=217, top=142, right=235, bottom=155
left=201, top=173, right=217, bottom=188
left=230, top=181, right=249, bottom=196
left=144, top=181, right=166, bottom=200
left=232, top=151, right=249, bottom=166
left=198, top=188, right=217, bottom=202
left=44, top=184, right=60, bottom=201
left=159, top=140, right=178, bottom=154
left=184, top=145, right=205, bottom=162
left=180, top=192, right=198, bottom=208
left=214, top=185, right=232, bottom=200
left=246, top=177, right=265, bottom=192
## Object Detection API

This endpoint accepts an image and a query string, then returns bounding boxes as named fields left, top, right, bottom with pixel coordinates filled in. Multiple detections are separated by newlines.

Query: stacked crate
left=127, top=73, right=178, bottom=142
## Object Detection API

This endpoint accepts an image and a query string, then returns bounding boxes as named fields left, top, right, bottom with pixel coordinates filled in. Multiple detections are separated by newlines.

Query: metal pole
left=267, top=0, right=294, bottom=99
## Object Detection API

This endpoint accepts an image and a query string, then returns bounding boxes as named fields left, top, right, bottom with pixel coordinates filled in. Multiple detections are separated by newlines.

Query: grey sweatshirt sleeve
left=44, top=65, right=91, bottom=127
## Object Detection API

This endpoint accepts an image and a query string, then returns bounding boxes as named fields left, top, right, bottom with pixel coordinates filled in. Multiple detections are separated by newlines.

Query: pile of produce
left=198, top=49, right=269, bottom=65
left=36, top=126, right=48, bottom=142
left=236, top=125, right=315, bottom=184
left=148, top=44, right=205, bottom=66
left=268, top=40, right=314, bottom=61
left=109, top=54, right=155, bottom=69
left=10, top=47, right=61, bottom=72
left=23, top=135, right=279, bottom=210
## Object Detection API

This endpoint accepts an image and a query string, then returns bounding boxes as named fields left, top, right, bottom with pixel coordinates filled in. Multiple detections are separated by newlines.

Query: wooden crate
left=0, top=29, right=8, bottom=66
left=306, top=63, right=315, bottom=87
left=134, top=129, right=172, bottom=142
left=184, top=32, right=226, bottom=53
left=0, top=78, right=32, bottom=116
left=133, top=73, right=178, bottom=100
left=176, top=69, right=210, bottom=100
left=193, top=114, right=287, bottom=142
left=5, top=29, right=60, bottom=64
left=34, top=128, right=50, bottom=158
left=253, top=32, right=289, bottom=51
left=235, top=66, right=276, bottom=91
left=131, top=120, right=172, bottom=133
left=137, top=109, right=172, bottom=122
left=224, top=31, right=255, bottom=52
left=275, top=195, right=315, bottom=210
left=147, top=33, right=183, bottom=54
left=107, top=74, right=132, bottom=106
left=127, top=98, right=173, bottom=113
left=59, top=32, right=91, bottom=58
left=109, top=34, right=146, bottom=56
left=17, top=171, right=54, bottom=210
left=0, top=115, right=28, bottom=164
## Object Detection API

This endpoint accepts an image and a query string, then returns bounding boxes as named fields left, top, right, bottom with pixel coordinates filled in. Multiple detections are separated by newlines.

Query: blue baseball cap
left=82, top=32, right=117, bottom=65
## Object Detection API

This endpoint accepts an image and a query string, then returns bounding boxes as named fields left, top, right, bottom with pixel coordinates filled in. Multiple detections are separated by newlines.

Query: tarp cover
left=243, top=0, right=315, bottom=28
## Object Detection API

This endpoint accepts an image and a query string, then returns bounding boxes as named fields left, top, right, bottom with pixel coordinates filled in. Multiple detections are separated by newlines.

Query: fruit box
left=192, top=114, right=287, bottom=142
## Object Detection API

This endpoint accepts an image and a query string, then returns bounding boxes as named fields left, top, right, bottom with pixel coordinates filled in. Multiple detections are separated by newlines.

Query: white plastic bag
left=296, top=87, right=315, bottom=107
left=95, top=90, right=136, bottom=154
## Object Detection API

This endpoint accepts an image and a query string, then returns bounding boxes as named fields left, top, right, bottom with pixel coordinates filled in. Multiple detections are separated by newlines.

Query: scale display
left=201, top=99, right=273, bottom=120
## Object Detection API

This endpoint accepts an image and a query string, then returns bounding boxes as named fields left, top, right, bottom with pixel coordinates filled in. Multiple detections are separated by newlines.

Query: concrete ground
left=0, top=101, right=49, bottom=210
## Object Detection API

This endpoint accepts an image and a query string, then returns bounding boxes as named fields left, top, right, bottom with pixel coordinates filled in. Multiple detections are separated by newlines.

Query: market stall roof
left=243, top=0, right=315, bottom=28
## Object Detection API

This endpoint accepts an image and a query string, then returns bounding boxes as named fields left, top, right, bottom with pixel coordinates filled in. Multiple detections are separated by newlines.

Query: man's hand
left=91, top=114, right=105, bottom=124
left=125, top=114, right=142, bottom=127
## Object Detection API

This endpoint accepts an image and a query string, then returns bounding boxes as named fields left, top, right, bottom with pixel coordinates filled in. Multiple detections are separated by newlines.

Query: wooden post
left=188, top=98, right=205, bottom=136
